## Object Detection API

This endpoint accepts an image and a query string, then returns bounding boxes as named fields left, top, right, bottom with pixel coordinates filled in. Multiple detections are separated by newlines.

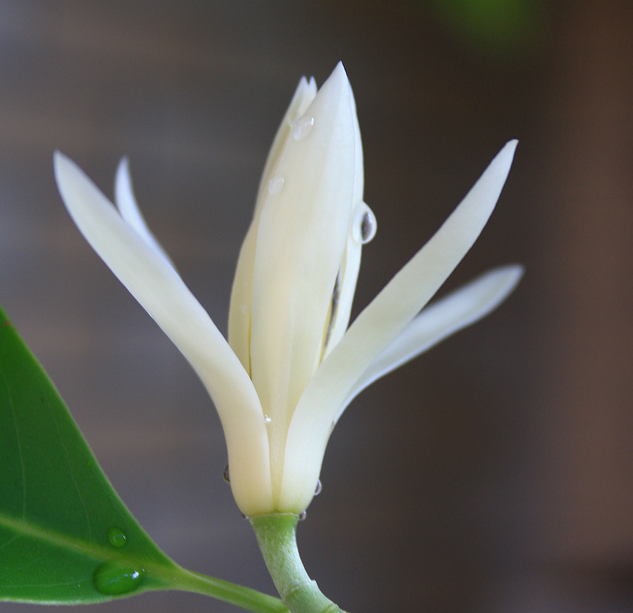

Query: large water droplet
left=352, top=202, right=377, bottom=244
left=222, top=465, right=230, bottom=483
left=268, top=175, right=285, bottom=195
left=93, top=561, right=144, bottom=596
left=292, top=116, right=315, bottom=141
left=107, top=527, right=127, bottom=548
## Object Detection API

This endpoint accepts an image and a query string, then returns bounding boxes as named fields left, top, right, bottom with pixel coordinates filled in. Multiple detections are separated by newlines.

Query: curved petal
left=54, top=152, right=272, bottom=515
left=114, top=157, right=174, bottom=268
left=228, top=75, right=317, bottom=374
left=341, top=264, right=524, bottom=411
left=279, top=140, right=518, bottom=512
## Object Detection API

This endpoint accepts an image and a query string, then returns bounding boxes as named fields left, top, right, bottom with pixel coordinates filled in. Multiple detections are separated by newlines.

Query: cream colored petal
left=341, top=264, right=524, bottom=410
left=228, top=76, right=317, bottom=373
left=254, top=76, right=318, bottom=218
left=54, top=152, right=272, bottom=514
left=114, top=157, right=174, bottom=268
left=320, top=229, right=361, bottom=359
left=279, top=140, right=518, bottom=512
left=321, top=95, right=367, bottom=358
left=249, top=63, right=361, bottom=504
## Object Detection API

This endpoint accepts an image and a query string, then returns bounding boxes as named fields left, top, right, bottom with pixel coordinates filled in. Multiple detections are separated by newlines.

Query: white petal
left=321, top=96, right=367, bottom=358
left=228, top=75, right=317, bottom=374
left=342, top=264, right=524, bottom=410
left=54, top=152, right=272, bottom=514
left=248, top=63, right=362, bottom=504
left=114, top=157, right=174, bottom=268
left=278, top=140, right=518, bottom=512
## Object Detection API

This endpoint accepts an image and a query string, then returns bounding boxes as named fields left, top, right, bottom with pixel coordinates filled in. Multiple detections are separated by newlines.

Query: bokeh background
left=1, top=1, right=632, bottom=612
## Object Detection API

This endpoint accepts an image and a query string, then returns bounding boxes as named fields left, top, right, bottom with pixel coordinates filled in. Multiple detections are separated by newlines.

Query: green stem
left=155, top=563, right=289, bottom=613
left=250, top=513, right=348, bottom=613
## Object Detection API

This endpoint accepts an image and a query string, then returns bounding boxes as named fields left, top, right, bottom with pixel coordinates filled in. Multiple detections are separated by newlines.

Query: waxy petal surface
left=229, top=76, right=317, bottom=375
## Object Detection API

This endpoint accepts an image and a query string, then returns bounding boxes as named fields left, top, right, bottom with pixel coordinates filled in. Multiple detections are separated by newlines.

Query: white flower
left=54, top=63, right=521, bottom=517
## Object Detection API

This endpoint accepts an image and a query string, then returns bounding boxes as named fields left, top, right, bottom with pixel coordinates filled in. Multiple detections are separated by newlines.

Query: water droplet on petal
left=292, top=116, right=315, bottom=140
left=222, top=465, right=230, bottom=483
left=93, top=561, right=144, bottom=596
left=264, top=414, right=272, bottom=425
left=241, top=513, right=250, bottom=521
left=314, top=480, right=322, bottom=496
left=107, top=527, right=127, bottom=548
left=298, top=510, right=307, bottom=521
left=268, top=175, right=285, bottom=195
left=352, top=202, right=377, bottom=244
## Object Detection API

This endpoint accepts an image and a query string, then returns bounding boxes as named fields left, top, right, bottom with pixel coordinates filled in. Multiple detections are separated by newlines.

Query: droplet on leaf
left=93, top=561, right=144, bottom=596
left=107, top=527, right=127, bottom=548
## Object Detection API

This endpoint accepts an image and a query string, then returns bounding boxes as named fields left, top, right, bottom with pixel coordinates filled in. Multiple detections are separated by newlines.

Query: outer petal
left=248, top=63, right=362, bottom=504
left=279, top=140, right=518, bottom=512
left=228, top=76, right=317, bottom=374
left=341, top=264, right=524, bottom=411
left=114, top=157, right=174, bottom=268
left=54, top=152, right=272, bottom=515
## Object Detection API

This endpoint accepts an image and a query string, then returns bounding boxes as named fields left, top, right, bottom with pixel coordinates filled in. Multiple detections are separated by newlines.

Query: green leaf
left=0, top=304, right=287, bottom=613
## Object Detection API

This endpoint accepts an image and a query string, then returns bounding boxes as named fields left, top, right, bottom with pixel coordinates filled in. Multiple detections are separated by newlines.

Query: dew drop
left=222, top=465, right=230, bottom=483
left=107, top=527, right=127, bottom=548
left=264, top=414, right=272, bottom=425
left=298, top=510, right=307, bottom=521
left=352, top=202, right=377, bottom=244
left=268, top=175, right=285, bottom=195
left=241, top=513, right=250, bottom=521
left=93, top=561, right=144, bottom=596
left=292, top=115, right=315, bottom=141
left=314, top=480, right=322, bottom=496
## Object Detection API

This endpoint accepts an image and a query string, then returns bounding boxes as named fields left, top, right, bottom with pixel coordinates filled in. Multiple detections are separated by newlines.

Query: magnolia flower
left=54, top=63, right=521, bottom=518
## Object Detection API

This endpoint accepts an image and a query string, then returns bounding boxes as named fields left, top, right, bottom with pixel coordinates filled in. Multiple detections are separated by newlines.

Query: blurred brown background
left=1, top=1, right=632, bottom=612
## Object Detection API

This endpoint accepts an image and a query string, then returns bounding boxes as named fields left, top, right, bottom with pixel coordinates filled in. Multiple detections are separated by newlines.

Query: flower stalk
left=250, top=514, right=346, bottom=613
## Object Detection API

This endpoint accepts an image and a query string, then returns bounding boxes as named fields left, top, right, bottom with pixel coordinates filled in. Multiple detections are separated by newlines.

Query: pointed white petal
left=228, top=75, right=317, bottom=373
left=321, top=94, right=367, bottom=357
left=279, top=140, right=518, bottom=512
left=54, top=152, right=272, bottom=514
left=114, top=157, right=174, bottom=268
left=342, top=264, right=524, bottom=409
left=248, top=63, right=363, bottom=504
